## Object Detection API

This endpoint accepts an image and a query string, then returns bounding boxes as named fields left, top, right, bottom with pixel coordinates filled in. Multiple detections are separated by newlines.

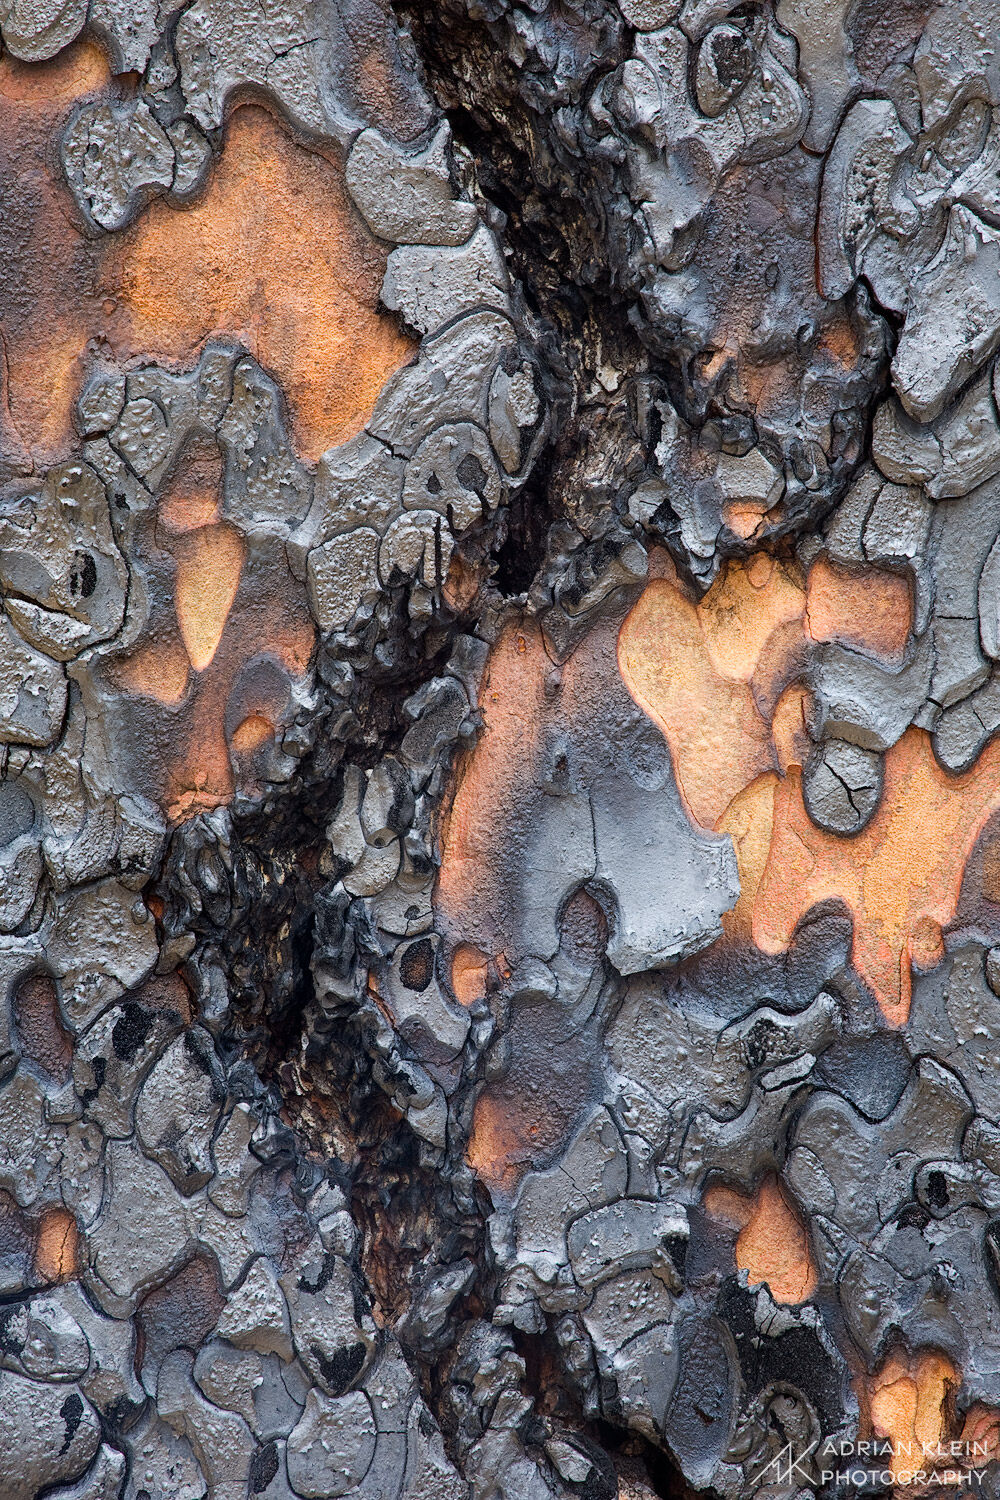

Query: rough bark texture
left=3, top=1, right=1000, bottom=1497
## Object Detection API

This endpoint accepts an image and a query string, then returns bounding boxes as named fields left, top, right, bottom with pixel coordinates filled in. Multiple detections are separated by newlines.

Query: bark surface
left=0, top=2, right=999, bottom=1498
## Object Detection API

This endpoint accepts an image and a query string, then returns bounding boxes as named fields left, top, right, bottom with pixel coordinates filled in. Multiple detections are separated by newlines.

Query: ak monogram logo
left=760, top=1440, right=819, bottom=1488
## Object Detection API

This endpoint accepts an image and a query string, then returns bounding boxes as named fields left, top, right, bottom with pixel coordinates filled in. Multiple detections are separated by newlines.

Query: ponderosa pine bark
left=1, top=1, right=999, bottom=1497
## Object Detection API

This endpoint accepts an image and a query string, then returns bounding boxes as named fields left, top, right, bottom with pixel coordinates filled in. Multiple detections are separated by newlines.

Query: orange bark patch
left=436, top=623, right=550, bottom=959
left=982, top=836, right=1000, bottom=901
left=617, top=556, right=807, bottom=829
left=619, top=563, right=1000, bottom=1025
left=771, top=682, right=812, bottom=774
left=101, top=472, right=315, bottom=823
left=0, top=70, right=412, bottom=472
left=0, top=40, right=111, bottom=470
left=0, top=38, right=108, bottom=103
left=111, top=637, right=191, bottom=707
left=746, top=732, right=1000, bottom=1027
left=858, top=1351, right=1000, bottom=1488
left=817, top=316, right=861, bottom=370
left=451, top=944, right=489, bottom=1007
left=35, top=1207, right=78, bottom=1284
left=158, top=597, right=314, bottom=825
left=173, top=524, right=246, bottom=672
left=704, top=1175, right=816, bottom=1304
left=723, top=500, right=769, bottom=541
left=958, top=1405, right=1000, bottom=1468
left=463, top=971, right=599, bottom=1197
left=466, top=1091, right=527, bottom=1195
left=703, top=552, right=804, bottom=680
left=230, top=712, right=275, bottom=754
left=158, top=437, right=223, bottom=532
left=114, top=106, right=413, bottom=463
left=466, top=1057, right=595, bottom=1197
left=807, top=554, right=913, bottom=663
left=869, top=1351, right=954, bottom=1478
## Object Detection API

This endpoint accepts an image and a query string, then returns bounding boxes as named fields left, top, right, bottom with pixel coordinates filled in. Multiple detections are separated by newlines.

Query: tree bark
left=0, top=1, right=998, bottom=1498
